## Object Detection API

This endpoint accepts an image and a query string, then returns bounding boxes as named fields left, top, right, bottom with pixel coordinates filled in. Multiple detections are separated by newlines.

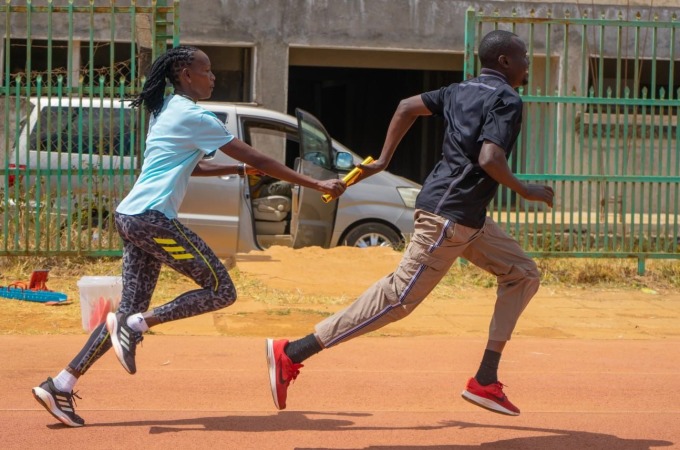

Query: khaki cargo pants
left=315, top=209, right=540, bottom=347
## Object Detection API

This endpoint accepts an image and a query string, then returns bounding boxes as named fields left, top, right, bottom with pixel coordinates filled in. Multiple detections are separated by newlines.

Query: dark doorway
left=288, top=66, right=462, bottom=184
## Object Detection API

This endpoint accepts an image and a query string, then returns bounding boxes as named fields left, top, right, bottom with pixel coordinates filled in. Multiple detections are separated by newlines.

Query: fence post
left=463, top=7, right=477, bottom=80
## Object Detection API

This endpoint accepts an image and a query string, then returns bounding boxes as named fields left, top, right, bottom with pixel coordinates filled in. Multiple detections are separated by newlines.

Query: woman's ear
left=178, top=67, right=191, bottom=85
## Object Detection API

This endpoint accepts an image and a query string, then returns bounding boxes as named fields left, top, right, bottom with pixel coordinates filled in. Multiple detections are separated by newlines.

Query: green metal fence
left=4, top=3, right=678, bottom=271
left=464, top=7, right=680, bottom=273
left=1, top=0, right=179, bottom=256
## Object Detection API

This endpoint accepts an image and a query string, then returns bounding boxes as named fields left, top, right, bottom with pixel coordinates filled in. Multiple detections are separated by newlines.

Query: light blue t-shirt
left=116, top=95, right=234, bottom=218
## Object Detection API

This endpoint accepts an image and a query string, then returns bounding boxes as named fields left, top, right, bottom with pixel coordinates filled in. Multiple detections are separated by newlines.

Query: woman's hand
left=316, top=178, right=347, bottom=198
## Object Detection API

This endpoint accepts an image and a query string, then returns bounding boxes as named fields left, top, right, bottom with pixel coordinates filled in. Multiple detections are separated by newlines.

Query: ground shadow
left=87, top=411, right=387, bottom=433
left=297, top=420, right=673, bottom=450
left=68, top=414, right=673, bottom=449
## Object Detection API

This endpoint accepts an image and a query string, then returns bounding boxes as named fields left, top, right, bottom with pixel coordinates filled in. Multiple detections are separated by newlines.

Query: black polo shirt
left=416, top=68, right=524, bottom=229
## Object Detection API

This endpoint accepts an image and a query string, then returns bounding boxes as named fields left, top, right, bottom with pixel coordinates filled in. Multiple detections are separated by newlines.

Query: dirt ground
left=2, top=245, right=680, bottom=340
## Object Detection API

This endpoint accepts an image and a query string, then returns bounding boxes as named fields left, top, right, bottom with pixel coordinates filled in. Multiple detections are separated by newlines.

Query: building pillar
left=70, top=40, right=80, bottom=88
left=0, top=37, right=4, bottom=87
left=253, top=38, right=288, bottom=112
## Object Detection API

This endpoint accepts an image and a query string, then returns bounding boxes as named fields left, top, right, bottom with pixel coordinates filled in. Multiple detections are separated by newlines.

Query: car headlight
left=397, top=187, right=420, bottom=209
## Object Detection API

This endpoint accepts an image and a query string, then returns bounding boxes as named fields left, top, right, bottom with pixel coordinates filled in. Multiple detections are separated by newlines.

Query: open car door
left=290, top=108, right=339, bottom=248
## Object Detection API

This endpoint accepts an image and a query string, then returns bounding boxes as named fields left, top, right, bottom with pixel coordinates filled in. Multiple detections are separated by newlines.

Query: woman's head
left=131, top=45, right=215, bottom=116
left=478, top=30, right=529, bottom=88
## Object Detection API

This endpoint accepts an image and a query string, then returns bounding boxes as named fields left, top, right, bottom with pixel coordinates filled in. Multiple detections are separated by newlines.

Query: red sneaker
left=266, top=338, right=303, bottom=410
left=461, top=377, right=520, bottom=416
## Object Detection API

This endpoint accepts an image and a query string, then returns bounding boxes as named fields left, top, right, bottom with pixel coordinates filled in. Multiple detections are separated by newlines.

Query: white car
left=2, top=97, right=421, bottom=257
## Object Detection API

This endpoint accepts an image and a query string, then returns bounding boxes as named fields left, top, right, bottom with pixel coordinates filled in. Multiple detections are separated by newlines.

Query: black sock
left=474, top=349, right=501, bottom=386
left=284, top=334, right=323, bottom=364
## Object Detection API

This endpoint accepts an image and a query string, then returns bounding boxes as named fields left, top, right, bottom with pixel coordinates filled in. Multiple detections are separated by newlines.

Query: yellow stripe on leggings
left=154, top=238, right=177, bottom=245
left=171, top=220, right=219, bottom=291
left=162, top=245, right=186, bottom=252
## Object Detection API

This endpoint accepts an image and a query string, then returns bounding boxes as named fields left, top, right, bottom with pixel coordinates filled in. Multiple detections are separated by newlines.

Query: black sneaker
left=32, top=377, right=85, bottom=427
left=106, top=312, right=143, bottom=374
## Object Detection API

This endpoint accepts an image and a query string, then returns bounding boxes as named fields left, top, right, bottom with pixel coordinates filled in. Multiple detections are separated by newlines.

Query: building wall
left=2, top=0, right=678, bottom=111
left=175, top=0, right=678, bottom=192
left=2, top=1, right=678, bottom=186
left=176, top=0, right=680, bottom=111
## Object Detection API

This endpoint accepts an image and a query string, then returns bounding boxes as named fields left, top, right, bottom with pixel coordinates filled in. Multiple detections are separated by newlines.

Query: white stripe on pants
left=315, top=209, right=540, bottom=347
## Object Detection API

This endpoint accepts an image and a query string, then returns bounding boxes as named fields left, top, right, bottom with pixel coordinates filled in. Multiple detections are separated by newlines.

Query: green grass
left=2, top=253, right=678, bottom=297
left=436, top=257, right=680, bottom=290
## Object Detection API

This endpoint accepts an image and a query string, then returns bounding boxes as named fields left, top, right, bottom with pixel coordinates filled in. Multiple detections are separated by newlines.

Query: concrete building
left=2, top=0, right=678, bottom=182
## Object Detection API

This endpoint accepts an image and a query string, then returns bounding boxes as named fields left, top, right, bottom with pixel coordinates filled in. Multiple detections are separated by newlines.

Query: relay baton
left=321, top=156, right=374, bottom=203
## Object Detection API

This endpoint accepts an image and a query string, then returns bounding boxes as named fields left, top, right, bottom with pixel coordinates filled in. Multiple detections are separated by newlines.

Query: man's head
left=478, top=30, right=529, bottom=88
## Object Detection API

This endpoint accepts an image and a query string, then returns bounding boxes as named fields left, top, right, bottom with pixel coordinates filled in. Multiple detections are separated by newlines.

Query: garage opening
left=288, top=48, right=463, bottom=184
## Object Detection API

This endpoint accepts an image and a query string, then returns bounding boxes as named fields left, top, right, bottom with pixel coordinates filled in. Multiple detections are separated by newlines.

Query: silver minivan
left=2, top=97, right=421, bottom=256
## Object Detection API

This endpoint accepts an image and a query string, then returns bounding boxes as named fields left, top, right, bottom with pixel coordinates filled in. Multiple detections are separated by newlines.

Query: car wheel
left=344, top=223, right=403, bottom=249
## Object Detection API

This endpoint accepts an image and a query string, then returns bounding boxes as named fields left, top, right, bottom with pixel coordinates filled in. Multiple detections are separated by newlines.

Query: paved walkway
left=4, top=335, right=679, bottom=449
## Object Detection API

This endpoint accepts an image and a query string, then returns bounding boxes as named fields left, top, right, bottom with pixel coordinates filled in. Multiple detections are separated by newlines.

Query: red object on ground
left=7, top=163, right=26, bottom=188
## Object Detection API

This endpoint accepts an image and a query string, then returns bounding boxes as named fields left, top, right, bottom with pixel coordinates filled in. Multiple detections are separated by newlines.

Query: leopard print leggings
left=69, top=210, right=237, bottom=375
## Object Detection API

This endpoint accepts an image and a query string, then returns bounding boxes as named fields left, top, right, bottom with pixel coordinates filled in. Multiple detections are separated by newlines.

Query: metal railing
left=3, top=3, right=678, bottom=272
left=1, top=0, right=179, bottom=256
left=464, top=7, right=680, bottom=273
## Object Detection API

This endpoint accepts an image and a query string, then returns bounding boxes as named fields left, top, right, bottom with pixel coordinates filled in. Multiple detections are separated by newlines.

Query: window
left=241, top=118, right=300, bottom=169
left=201, top=46, right=253, bottom=102
left=4, top=39, right=134, bottom=88
left=29, top=105, right=134, bottom=156
left=588, top=57, right=680, bottom=114
left=213, top=112, right=228, bottom=124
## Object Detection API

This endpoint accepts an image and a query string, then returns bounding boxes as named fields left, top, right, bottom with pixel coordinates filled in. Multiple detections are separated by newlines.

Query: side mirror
left=334, top=151, right=355, bottom=171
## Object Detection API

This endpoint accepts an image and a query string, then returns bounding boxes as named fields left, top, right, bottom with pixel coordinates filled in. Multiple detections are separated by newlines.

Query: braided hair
left=130, top=45, right=199, bottom=117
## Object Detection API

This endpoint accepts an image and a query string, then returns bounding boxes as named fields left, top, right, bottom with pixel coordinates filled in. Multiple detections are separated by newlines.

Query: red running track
left=2, top=335, right=678, bottom=450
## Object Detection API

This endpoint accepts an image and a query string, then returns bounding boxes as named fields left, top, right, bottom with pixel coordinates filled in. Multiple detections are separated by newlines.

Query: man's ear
left=498, top=55, right=510, bottom=68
